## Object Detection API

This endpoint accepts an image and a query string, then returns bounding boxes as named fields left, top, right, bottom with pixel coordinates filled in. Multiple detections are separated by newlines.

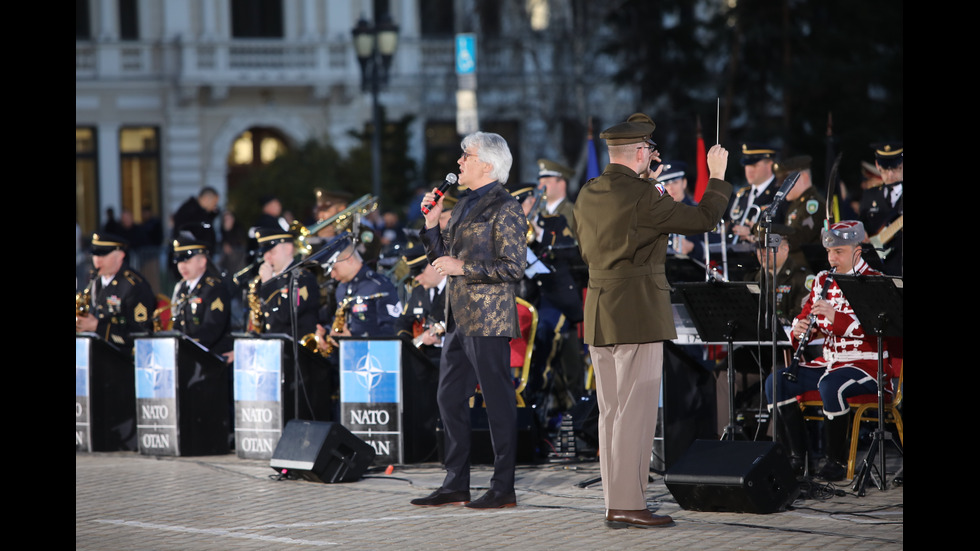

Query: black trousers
left=437, top=330, right=516, bottom=493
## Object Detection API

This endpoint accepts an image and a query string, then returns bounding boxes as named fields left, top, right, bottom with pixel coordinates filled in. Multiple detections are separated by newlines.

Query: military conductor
left=411, top=131, right=528, bottom=510
left=574, top=113, right=733, bottom=529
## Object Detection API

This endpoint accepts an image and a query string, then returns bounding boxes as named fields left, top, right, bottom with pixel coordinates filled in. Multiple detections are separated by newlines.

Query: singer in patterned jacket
left=411, top=131, right=527, bottom=510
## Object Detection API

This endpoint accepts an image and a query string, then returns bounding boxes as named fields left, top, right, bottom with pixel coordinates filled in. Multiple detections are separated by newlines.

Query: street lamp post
left=352, top=13, right=399, bottom=203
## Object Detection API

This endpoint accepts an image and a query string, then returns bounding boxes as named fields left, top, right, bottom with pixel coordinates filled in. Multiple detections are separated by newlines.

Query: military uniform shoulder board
left=203, top=275, right=220, bottom=287
left=122, top=269, right=144, bottom=285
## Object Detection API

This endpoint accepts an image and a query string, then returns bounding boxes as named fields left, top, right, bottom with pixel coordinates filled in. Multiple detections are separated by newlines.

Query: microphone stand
left=756, top=172, right=797, bottom=451
left=757, top=211, right=783, bottom=448
left=281, top=231, right=354, bottom=422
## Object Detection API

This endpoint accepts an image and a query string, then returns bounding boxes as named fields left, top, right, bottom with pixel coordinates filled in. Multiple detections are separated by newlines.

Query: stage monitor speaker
left=270, top=420, right=376, bottom=483
left=664, top=439, right=800, bottom=514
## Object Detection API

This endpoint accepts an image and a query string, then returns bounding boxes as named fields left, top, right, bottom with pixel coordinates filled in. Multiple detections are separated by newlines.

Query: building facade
left=76, top=0, right=635, bottom=277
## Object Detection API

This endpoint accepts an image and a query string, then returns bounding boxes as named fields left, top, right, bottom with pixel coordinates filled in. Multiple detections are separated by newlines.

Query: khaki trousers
left=590, top=341, right=663, bottom=510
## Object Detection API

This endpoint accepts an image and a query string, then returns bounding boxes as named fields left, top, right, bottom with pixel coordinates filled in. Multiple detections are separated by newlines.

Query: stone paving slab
left=77, top=451, right=902, bottom=550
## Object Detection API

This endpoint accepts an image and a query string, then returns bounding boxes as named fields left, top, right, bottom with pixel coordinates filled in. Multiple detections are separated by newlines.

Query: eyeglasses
left=461, top=150, right=480, bottom=160
left=636, top=141, right=658, bottom=152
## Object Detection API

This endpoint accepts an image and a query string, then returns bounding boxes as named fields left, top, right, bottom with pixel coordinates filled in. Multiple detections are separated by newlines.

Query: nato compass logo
left=341, top=340, right=400, bottom=404
left=355, top=352, right=384, bottom=391
left=135, top=339, right=176, bottom=399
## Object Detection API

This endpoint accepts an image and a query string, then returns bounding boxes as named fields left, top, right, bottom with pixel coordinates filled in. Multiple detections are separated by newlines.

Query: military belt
left=588, top=264, right=662, bottom=279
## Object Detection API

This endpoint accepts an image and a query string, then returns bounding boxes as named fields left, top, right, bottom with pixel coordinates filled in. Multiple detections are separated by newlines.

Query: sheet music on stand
left=832, top=273, right=903, bottom=495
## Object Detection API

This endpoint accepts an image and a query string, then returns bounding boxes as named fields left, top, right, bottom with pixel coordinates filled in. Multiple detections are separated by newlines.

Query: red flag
left=694, top=116, right=709, bottom=202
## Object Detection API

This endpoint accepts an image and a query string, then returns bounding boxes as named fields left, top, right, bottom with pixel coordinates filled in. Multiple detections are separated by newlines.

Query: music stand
left=674, top=281, right=768, bottom=441
left=833, top=274, right=903, bottom=496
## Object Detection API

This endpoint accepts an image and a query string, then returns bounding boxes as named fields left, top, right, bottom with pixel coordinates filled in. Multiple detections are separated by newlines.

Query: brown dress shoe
left=605, top=509, right=675, bottom=529
left=410, top=489, right=471, bottom=507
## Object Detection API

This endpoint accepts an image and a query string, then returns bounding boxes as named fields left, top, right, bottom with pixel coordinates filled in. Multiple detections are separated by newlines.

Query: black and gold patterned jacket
left=419, top=182, right=527, bottom=338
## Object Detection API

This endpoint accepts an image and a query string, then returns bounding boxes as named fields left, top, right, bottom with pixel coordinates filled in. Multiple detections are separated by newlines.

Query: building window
left=231, top=0, right=284, bottom=38
left=76, top=127, right=99, bottom=237
left=119, top=0, right=139, bottom=41
left=76, top=0, right=91, bottom=40
left=226, top=127, right=290, bottom=197
left=119, top=127, right=161, bottom=232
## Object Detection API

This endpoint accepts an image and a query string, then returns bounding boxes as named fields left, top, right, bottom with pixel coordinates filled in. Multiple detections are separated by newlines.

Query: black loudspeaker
left=664, top=440, right=800, bottom=514
left=270, top=420, right=376, bottom=483
left=652, top=342, right=718, bottom=473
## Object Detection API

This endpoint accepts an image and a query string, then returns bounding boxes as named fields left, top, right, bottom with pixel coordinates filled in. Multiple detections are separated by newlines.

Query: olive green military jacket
left=574, top=164, right=732, bottom=346
left=420, top=182, right=528, bottom=338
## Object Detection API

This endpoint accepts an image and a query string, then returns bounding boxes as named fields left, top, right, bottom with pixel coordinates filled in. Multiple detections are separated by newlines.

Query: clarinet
left=784, top=268, right=835, bottom=382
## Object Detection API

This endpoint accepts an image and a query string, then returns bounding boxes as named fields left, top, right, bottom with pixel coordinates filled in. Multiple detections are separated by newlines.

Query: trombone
left=291, top=194, right=379, bottom=258
left=730, top=204, right=762, bottom=245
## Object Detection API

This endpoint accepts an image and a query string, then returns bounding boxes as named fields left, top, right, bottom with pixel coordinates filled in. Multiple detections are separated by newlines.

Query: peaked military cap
left=753, top=223, right=796, bottom=248
left=90, top=232, right=129, bottom=256
left=402, top=245, right=430, bottom=276
left=600, top=113, right=657, bottom=146
left=659, top=161, right=688, bottom=183
left=872, top=141, right=903, bottom=169
left=537, top=158, right=574, bottom=180
left=315, top=188, right=354, bottom=210
left=174, top=233, right=211, bottom=264
left=254, top=226, right=294, bottom=254
left=821, top=220, right=866, bottom=248
left=740, top=142, right=778, bottom=166
left=774, top=155, right=812, bottom=178
left=505, top=182, right=537, bottom=202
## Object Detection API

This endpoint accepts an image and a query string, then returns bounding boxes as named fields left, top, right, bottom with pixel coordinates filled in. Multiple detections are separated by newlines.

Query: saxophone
left=76, top=268, right=95, bottom=318
left=317, top=292, right=390, bottom=357
left=246, top=274, right=264, bottom=333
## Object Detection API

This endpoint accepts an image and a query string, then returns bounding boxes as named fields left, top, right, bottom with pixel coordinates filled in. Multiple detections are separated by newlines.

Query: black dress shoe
left=464, top=489, right=516, bottom=509
left=410, top=489, right=471, bottom=507
left=605, top=509, right=675, bottom=529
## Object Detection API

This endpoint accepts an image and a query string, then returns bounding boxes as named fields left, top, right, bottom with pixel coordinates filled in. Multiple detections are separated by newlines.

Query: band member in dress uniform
left=396, top=251, right=447, bottom=367
left=859, top=141, right=903, bottom=276
left=759, top=155, right=827, bottom=272
left=728, top=142, right=779, bottom=247
left=252, top=226, right=319, bottom=337
left=764, top=220, right=889, bottom=481
left=170, top=227, right=233, bottom=356
left=324, top=242, right=401, bottom=340
left=75, top=232, right=156, bottom=355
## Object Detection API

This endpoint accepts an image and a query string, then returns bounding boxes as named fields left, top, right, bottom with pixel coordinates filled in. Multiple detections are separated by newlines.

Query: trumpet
left=291, top=194, right=379, bottom=257
left=731, top=204, right=762, bottom=245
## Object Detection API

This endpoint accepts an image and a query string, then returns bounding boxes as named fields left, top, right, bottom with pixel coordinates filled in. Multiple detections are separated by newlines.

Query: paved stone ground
left=77, top=447, right=903, bottom=550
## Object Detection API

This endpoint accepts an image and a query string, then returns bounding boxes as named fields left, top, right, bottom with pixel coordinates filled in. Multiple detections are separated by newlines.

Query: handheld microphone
left=422, top=173, right=458, bottom=215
